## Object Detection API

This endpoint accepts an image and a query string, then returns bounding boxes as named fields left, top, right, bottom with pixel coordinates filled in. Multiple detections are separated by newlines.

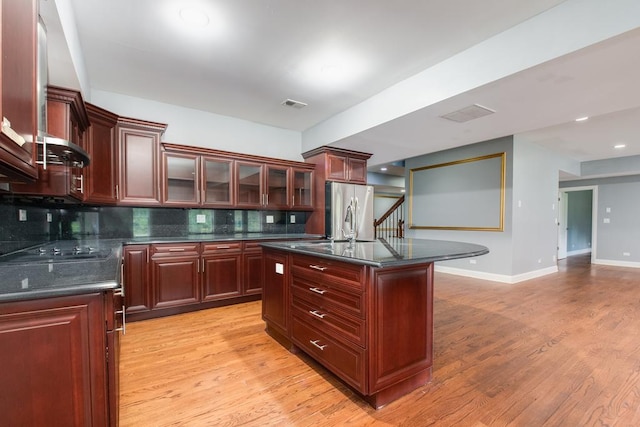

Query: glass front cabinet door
left=291, top=168, right=313, bottom=209
left=236, top=162, right=263, bottom=207
left=265, top=165, right=289, bottom=209
left=163, top=153, right=198, bottom=205
left=202, top=157, right=233, bottom=207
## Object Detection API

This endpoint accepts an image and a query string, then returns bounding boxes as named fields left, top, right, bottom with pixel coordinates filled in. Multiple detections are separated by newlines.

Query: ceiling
left=40, top=0, right=640, bottom=181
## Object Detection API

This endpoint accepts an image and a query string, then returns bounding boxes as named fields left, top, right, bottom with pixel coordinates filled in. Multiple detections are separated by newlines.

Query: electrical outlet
left=46, top=213, right=52, bottom=223
left=538, top=258, right=542, bottom=264
left=196, top=214, right=206, bottom=224
left=469, top=259, right=477, bottom=264
left=290, top=215, right=296, bottom=224
left=603, top=218, right=610, bottom=223
left=18, top=209, right=27, bottom=221
left=266, top=215, right=274, bottom=224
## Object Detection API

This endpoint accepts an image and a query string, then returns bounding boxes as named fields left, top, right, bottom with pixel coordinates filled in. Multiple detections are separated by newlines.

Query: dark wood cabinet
left=304, top=147, right=371, bottom=185
left=302, top=146, right=372, bottom=234
left=201, top=242, right=242, bottom=301
left=0, top=0, right=38, bottom=181
left=291, top=167, right=313, bottom=210
left=150, top=243, right=200, bottom=309
left=85, top=103, right=119, bottom=204
left=243, top=241, right=266, bottom=295
left=265, top=164, right=289, bottom=209
left=236, top=160, right=263, bottom=207
left=10, top=86, right=89, bottom=199
left=161, top=143, right=314, bottom=210
left=123, top=244, right=151, bottom=315
left=262, top=250, right=289, bottom=339
left=161, top=150, right=236, bottom=207
left=262, top=248, right=434, bottom=409
left=123, top=238, right=315, bottom=321
left=0, top=291, right=120, bottom=426
left=116, top=117, right=166, bottom=206
left=125, top=240, right=276, bottom=320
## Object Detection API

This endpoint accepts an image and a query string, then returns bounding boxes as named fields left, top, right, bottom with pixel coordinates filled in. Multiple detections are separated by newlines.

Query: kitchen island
left=260, top=238, right=489, bottom=409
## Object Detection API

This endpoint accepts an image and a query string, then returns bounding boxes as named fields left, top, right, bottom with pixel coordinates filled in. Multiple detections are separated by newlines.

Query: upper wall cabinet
left=302, top=146, right=372, bottom=234
left=0, top=0, right=38, bottom=180
left=161, top=148, right=235, bottom=207
left=116, top=117, right=167, bottom=206
left=10, top=86, right=89, bottom=199
left=303, top=146, right=371, bottom=184
left=162, top=143, right=314, bottom=210
left=84, top=103, right=119, bottom=204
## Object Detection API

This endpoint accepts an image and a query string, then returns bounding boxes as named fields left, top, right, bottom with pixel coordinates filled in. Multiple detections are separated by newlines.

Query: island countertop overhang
left=260, top=238, right=489, bottom=268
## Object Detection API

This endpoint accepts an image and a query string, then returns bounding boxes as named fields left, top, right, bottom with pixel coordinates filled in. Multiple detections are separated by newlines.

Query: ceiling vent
left=281, top=98, right=308, bottom=109
left=440, top=104, right=496, bottom=123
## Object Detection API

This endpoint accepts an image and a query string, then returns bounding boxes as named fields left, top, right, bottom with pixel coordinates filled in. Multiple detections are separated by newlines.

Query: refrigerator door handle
left=354, top=197, right=359, bottom=239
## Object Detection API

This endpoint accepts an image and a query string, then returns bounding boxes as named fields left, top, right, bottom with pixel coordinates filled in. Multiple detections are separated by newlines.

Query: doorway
left=558, top=186, right=597, bottom=263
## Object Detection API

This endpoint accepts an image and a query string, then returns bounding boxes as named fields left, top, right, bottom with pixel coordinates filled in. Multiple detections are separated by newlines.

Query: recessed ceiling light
left=179, top=7, right=210, bottom=27
left=380, top=167, right=388, bottom=171
left=614, top=144, right=627, bottom=149
left=575, top=116, right=589, bottom=122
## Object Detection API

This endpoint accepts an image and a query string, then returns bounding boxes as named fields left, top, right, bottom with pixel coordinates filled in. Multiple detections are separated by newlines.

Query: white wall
left=91, top=90, right=303, bottom=161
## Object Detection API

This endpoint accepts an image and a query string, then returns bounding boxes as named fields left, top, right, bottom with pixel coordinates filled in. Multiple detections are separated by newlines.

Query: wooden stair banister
left=374, top=194, right=405, bottom=239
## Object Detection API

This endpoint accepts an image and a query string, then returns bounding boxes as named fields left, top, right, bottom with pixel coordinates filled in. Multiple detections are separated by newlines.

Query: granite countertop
left=0, top=240, right=123, bottom=303
left=260, top=238, right=489, bottom=268
left=0, top=234, right=322, bottom=303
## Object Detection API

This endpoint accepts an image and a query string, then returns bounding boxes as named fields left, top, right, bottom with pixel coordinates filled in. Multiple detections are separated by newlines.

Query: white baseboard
left=567, top=248, right=592, bottom=256
left=593, top=258, right=640, bottom=268
left=434, top=265, right=558, bottom=284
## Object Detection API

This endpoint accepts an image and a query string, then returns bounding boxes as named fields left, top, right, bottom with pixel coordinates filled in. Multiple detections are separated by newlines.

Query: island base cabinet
left=262, top=248, right=435, bottom=409
left=0, top=293, right=112, bottom=426
left=262, top=251, right=289, bottom=341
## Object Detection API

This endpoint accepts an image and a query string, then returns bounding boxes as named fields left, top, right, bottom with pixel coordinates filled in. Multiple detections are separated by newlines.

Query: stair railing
left=374, top=195, right=405, bottom=239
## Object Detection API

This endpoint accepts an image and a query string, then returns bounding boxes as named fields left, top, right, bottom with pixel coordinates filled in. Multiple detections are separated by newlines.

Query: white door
left=557, top=191, right=568, bottom=260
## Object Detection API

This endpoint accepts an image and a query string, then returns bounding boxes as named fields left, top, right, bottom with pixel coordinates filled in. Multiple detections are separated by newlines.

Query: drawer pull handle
left=168, top=248, right=185, bottom=252
left=309, top=265, right=327, bottom=271
left=310, top=340, right=327, bottom=350
left=309, top=310, right=326, bottom=319
left=216, top=245, right=231, bottom=249
left=309, top=287, right=326, bottom=295
left=114, top=305, right=126, bottom=335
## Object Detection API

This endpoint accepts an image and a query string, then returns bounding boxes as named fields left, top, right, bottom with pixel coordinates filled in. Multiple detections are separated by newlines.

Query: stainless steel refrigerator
left=325, top=181, right=375, bottom=241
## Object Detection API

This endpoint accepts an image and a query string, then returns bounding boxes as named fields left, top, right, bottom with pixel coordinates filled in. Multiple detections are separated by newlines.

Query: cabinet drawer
left=201, top=242, right=242, bottom=253
left=292, top=295, right=366, bottom=347
left=291, top=275, right=366, bottom=318
left=243, top=241, right=263, bottom=251
left=151, top=243, right=200, bottom=256
left=291, top=316, right=366, bottom=393
left=292, top=254, right=364, bottom=290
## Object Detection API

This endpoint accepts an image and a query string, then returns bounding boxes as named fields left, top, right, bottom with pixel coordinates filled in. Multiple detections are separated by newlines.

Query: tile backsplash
left=0, top=198, right=309, bottom=255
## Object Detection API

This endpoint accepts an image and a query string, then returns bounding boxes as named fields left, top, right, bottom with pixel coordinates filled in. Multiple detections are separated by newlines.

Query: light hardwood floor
left=119, top=255, right=640, bottom=426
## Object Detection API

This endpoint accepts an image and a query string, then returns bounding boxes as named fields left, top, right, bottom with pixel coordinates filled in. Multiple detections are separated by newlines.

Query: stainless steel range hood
left=26, top=133, right=90, bottom=169
left=32, top=16, right=90, bottom=170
